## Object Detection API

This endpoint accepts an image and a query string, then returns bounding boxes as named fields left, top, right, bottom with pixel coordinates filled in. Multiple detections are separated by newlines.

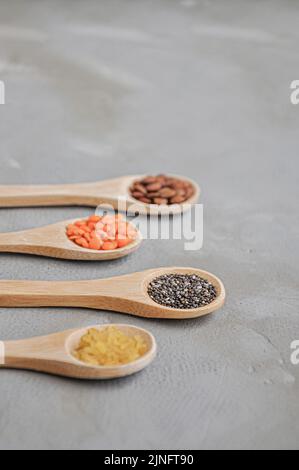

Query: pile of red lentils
left=66, top=215, right=138, bottom=251
left=130, top=175, right=195, bottom=205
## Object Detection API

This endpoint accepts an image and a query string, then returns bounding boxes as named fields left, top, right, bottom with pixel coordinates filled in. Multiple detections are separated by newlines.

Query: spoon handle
left=0, top=331, right=74, bottom=376
left=0, top=278, right=136, bottom=310
left=0, top=177, right=130, bottom=208
left=0, top=183, right=83, bottom=207
left=0, top=230, right=41, bottom=254
left=1, top=336, right=50, bottom=361
left=0, top=231, right=22, bottom=253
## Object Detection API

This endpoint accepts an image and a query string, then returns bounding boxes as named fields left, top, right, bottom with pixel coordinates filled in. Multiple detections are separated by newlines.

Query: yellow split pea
left=73, top=326, right=147, bottom=366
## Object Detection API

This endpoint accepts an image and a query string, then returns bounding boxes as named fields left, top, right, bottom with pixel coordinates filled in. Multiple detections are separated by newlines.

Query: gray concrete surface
left=0, top=0, right=298, bottom=450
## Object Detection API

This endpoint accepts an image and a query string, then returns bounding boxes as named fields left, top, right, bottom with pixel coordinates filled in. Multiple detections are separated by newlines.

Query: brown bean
left=165, top=178, right=176, bottom=185
left=146, top=192, right=161, bottom=198
left=134, top=183, right=147, bottom=194
left=142, top=177, right=157, bottom=185
left=139, top=197, right=152, bottom=204
left=172, top=181, right=185, bottom=189
left=156, top=175, right=166, bottom=181
left=153, top=198, right=168, bottom=205
left=170, top=195, right=186, bottom=204
left=146, top=182, right=162, bottom=192
left=132, top=191, right=146, bottom=199
left=159, top=187, right=176, bottom=198
left=176, top=189, right=187, bottom=197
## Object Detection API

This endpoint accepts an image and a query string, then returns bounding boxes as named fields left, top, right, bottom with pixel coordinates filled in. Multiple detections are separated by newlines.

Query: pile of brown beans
left=130, top=175, right=195, bottom=205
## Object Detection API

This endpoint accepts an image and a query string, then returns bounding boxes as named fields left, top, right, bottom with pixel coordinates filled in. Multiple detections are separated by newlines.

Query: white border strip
left=0, top=341, right=5, bottom=365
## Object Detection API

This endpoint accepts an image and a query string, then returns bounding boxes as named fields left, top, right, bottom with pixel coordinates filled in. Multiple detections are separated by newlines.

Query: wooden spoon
left=0, top=218, right=142, bottom=260
left=0, top=267, right=225, bottom=319
left=0, top=324, right=157, bottom=379
left=0, top=175, right=200, bottom=215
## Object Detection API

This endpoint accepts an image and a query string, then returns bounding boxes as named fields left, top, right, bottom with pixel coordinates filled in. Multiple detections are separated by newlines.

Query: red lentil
left=66, top=215, right=138, bottom=251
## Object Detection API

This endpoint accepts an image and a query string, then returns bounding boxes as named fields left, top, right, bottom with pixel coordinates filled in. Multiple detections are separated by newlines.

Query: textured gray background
left=0, top=0, right=298, bottom=450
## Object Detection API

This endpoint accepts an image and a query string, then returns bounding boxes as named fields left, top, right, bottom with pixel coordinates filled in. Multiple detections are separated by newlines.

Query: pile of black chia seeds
left=148, top=274, right=217, bottom=309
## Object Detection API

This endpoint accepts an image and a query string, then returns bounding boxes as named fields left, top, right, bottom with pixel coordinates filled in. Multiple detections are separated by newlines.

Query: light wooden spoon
left=0, top=218, right=142, bottom=260
left=0, top=267, right=225, bottom=319
left=0, top=175, right=200, bottom=215
left=0, top=324, right=157, bottom=379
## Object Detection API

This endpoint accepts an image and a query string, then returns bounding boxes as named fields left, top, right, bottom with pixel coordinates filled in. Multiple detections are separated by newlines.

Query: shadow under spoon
left=0, top=267, right=225, bottom=319
left=0, top=324, right=157, bottom=379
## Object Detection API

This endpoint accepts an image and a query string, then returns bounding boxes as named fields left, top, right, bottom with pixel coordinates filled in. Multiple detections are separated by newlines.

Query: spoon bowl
left=0, top=267, right=225, bottom=319
left=0, top=174, right=200, bottom=215
left=0, top=218, right=142, bottom=260
left=0, top=324, right=157, bottom=379
left=125, top=174, right=200, bottom=215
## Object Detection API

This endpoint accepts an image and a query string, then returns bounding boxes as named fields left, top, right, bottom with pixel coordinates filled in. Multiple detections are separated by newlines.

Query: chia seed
left=148, top=274, right=217, bottom=309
